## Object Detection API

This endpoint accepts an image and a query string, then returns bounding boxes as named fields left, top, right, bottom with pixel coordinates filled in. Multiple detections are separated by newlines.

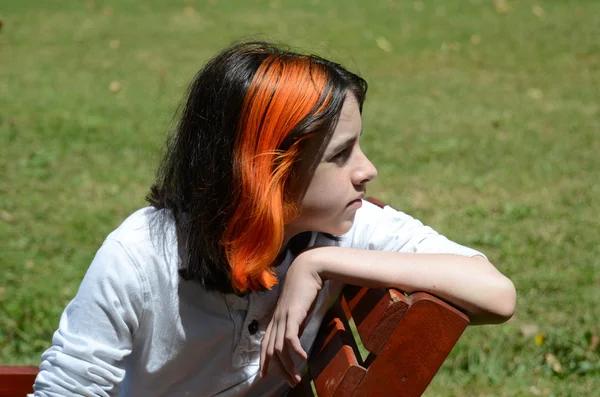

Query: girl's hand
left=259, top=251, right=323, bottom=387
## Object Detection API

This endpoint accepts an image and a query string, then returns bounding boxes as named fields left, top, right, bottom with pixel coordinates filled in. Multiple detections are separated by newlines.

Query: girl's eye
left=332, top=147, right=352, bottom=162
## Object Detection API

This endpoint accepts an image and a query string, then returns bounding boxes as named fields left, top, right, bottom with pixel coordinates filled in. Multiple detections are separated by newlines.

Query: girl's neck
left=274, top=230, right=312, bottom=266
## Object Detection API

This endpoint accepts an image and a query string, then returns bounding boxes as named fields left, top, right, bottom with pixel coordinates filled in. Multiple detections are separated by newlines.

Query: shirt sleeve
left=34, top=238, right=148, bottom=397
left=343, top=199, right=486, bottom=258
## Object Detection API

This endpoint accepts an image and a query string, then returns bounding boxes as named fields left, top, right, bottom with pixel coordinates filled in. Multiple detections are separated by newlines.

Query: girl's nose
left=353, top=153, right=378, bottom=185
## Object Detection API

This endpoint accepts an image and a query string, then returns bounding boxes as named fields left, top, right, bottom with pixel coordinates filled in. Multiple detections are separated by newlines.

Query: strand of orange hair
left=222, top=55, right=331, bottom=293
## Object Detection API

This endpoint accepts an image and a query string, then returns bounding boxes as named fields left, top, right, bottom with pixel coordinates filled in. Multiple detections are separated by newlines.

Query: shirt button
left=248, top=319, right=259, bottom=335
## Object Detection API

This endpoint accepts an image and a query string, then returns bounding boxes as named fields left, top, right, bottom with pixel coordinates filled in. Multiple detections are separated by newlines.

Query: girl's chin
left=320, top=219, right=355, bottom=236
left=289, top=212, right=356, bottom=236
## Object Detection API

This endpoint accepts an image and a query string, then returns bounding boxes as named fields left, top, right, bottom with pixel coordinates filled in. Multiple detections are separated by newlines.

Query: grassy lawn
left=1, top=0, right=598, bottom=395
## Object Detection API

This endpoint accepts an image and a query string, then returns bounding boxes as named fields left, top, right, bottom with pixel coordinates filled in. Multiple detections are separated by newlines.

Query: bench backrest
left=289, top=286, right=469, bottom=397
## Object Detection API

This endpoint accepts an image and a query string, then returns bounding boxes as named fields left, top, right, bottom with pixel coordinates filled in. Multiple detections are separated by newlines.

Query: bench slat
left=352, top=292, right=469, bottom=397
left=342, top=286, right=410, bottom=355
left=0, top=366, right=38, bottom=397
left=307, top=302, right=366, bottom=397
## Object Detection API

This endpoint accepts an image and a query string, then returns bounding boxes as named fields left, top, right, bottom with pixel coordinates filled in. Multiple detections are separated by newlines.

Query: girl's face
left=286, top=94, right=378, bottom=237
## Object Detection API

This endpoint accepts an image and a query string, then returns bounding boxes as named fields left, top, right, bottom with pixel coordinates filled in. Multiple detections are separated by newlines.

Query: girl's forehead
left=328, top=96, right=362, bottom=143
left=338, top=95, right=361, bottom=121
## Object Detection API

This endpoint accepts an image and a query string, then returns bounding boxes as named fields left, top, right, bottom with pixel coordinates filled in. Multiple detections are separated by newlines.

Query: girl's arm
left=259, top=248, right=515, bottom=386
left=306, top=246, right=516, bottom=325
left=260, top=201, right=516, bottom=386
left=34, top=238, right=145, bottom=396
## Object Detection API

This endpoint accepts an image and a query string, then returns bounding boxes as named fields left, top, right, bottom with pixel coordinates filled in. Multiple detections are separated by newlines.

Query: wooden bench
left=0, top=198, right=470, bottom=397
left=289, top=286, right=469, bottom=397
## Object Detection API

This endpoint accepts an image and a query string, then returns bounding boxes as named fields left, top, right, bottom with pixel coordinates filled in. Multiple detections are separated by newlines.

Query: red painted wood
left=365, top=196, right=386, bottom=209
left=329, top=362, right=366, bottom=397
left=352, top=293, right=469, bottom=397
left=306, top=302, right=367, bottom=397
left=299, top=284, right=469, bottom=396
left=312, top=344, right=365, bottom=397
left=0, top=366, right=38, bottom=397
left=343, top=287, right=410, bottom=355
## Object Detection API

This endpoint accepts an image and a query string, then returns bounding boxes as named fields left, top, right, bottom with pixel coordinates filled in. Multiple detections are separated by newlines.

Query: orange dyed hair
left=222, top=55, right=331, bottom=293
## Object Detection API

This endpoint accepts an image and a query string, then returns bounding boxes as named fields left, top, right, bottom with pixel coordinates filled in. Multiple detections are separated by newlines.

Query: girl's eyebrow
left=329, top=130, right=363, bottom=154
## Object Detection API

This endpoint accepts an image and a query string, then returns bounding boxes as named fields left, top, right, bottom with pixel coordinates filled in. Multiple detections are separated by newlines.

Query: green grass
left=1, top=0, right=599, bottom=395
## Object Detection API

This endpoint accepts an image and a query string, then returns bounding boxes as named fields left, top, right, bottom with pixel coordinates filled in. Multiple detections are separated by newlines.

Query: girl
left=33, top=41, right=516, bottom=396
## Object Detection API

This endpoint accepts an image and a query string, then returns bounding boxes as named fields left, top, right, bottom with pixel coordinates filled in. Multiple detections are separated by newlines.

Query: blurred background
left=1, top=0, right=598, bottom=395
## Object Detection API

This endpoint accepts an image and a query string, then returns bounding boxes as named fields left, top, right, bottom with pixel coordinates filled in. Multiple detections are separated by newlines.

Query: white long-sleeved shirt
left=33, top=200, right=484, bottom=396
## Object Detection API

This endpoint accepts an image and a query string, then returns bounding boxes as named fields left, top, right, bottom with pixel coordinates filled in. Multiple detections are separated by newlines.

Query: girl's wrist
left=297, top=246, right=330, bottom=280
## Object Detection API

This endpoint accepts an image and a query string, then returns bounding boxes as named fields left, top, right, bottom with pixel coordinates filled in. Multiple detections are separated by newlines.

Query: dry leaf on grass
left=532, top=5, right=545, bottom=18
left=441, top=41, right=461, bottom=52
left=103, top=6, right=114, bottom=16
left=529, top=386, right=551, bottom=396
left=108, top=81, right=121, bottom=93
left=376, top=37, right=392, bottom=53
left=527, top=88, right=544, bottom=100
left=544, top=353, right=563, bottom=373
left=0, top=210, right=15, bottom=223
left=529, top=386, right=542, bottom=396
left=494, top=0, right=512, bottom=14
left=157, top=69, right=167, bottom=89
left=520, top=323, right=540, bottom=337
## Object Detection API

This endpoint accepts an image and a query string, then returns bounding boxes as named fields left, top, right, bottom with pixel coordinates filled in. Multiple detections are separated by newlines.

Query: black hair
left=147, top=41, right=367, bottom=294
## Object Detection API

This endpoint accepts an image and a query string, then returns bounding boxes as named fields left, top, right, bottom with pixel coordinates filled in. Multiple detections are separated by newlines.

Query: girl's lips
left=347, top=199, right=363, bottom=208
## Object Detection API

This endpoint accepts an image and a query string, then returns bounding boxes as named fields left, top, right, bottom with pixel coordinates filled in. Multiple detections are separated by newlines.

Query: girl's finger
left=266, top=320, right=278, bottom=377
left=277, top=315, right=301, bottom=384
left=260, top=320, right=274, bottom=378
left=285, top=313, right=308, bottom=360
left=274, top=315, right=293, bottom=380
